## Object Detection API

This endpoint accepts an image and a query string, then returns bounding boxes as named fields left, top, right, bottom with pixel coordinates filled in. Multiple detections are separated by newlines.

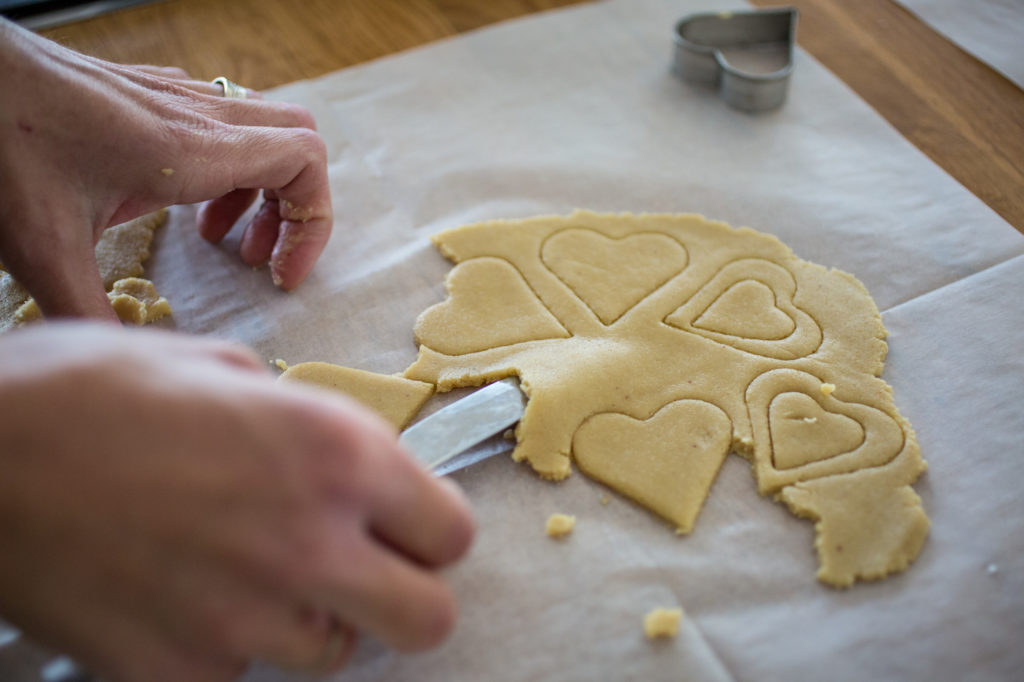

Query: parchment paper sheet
left=144, top=0, right=1024, bottom=679
left=893, top=0, right=1024, bottom=90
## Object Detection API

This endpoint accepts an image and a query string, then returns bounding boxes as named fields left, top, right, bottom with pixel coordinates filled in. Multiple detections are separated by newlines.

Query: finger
left=204, top=99, right=318, bottom=131
left=197, top=188, right=260, bottom=244
left=129, top=64, right=191, bottom=80
left=316, top=533, right=458, bottom=652
left=368, top=457, right=475, bottom=568
left=239, top=199, right=281, bottom=267
left=173, top=126, right=332, bottom=290
left=269, top=216, right=332, bottom=290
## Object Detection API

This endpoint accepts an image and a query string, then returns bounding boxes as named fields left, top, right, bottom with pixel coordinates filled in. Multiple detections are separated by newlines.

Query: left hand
left=0, top=19, right=333, bottom=320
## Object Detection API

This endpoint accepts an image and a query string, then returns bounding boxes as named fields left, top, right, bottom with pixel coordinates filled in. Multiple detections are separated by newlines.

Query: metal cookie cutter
left=672, top=7, right=799, bottom=112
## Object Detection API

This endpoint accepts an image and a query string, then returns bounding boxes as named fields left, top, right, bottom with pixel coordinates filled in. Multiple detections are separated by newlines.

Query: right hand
left=0, top=323, right=474, bottom=682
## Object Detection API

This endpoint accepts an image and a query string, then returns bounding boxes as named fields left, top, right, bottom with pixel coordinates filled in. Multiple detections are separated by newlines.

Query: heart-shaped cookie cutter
left=673, top=7, right=798, bottom=112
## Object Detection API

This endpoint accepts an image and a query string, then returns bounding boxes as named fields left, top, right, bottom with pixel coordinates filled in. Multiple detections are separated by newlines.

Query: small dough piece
left=12, top=298, right=41, bottom=326
left=545, top=513, right=576, bottom=538
left=279, top=362, right=433, bottom=430
left=0, top=271, right=30, bottom=333
left=108, top=277, right=172, bottom=325
left=405, top=211, right=927, bottom=586
left=643, top=608, right=683, bottom=639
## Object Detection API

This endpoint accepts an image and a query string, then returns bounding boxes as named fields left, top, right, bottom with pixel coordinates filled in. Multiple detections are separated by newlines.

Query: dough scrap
left=108, top=277, right=172, bottom=325
left=0, top=271, right=30, bottom=334
left=405, top=211, right=927, bottom=586
left=0, top=209, right=170, bottom=330
left=278, top=362, right=434, bottom=430
left=545, top=513, right=576, bottom=538
left=95, top=209, right=167, bottom=288
left=643, top=608, right=683, bottom=639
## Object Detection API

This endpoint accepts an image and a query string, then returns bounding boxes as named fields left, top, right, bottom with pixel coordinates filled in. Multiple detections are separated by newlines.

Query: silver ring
left=311, top=626, right=347, bottom=673
left=212, top=76, right=248, bottom=99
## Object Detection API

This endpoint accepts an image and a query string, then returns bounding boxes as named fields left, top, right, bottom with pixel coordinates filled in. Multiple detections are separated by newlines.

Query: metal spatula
left=399, top=377, right=526, bottom=475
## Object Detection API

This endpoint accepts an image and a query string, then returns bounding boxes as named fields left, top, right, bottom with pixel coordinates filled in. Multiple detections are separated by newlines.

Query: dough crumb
left=160, top=168, right=175, bottom=176
left=644, top=608, right=683, bottom=639
left=820, top=382, right=836, bottom=396
left=545, top=513, right=576, bottom=538
left=273, top=358, right=290, bottom=371
left=600, top=495, right=610, bottom=505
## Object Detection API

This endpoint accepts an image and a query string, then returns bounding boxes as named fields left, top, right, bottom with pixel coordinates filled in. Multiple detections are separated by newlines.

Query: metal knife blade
left=399, top=377, right=526, bottom=473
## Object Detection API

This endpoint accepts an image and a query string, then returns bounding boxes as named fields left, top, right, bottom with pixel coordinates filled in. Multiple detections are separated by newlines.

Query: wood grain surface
left=36, top=0, right=1024, bottom=235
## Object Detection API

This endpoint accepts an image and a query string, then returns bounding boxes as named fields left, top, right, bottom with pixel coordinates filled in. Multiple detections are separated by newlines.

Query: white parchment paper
left=138, top=0, right=1024, bottom=679
left=893, top=0, right=1024, bottom=89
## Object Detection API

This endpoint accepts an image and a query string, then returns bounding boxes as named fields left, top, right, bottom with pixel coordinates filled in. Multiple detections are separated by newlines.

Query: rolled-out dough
left=404, top=210, right=928, bottom=587
left=278, top=362, right=434, bottom=430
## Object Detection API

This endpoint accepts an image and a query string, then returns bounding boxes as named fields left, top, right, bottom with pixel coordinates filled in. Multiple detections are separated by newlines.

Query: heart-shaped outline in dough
left=694, top=279, right=796, bottom=340
left=414, top=257, right=569, bottom=355
left=746, top=368, right=903, bottom=494
left=573, top=399, right=732, bottom=533
left=665, top=258, right=821, bottom=360
left=541, top=228, right=688, bottom=325
left=768, top=391, right=865, bottom=470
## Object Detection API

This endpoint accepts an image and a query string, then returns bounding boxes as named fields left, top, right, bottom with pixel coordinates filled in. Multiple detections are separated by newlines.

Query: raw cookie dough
left=0, top=209, right=170, bottom=330
left=545, top=513, right=576, bottom=538
left=405, top=211, right=928, bottom=587
left=0, top=270, right=30, bottom=334
left=279, top=362, right=434, bottom=430
left=643, top=608, right=683, bottom=639
left=108, top=277, right=172, bottom=324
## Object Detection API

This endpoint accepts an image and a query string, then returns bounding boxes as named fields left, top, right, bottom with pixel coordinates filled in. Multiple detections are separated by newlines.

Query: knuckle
left=291, top=127, right=327, bottom=164
left=281, top=102, right=317, bottom=130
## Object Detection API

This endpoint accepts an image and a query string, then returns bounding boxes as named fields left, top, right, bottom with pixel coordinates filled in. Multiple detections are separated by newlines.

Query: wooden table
left=37, top=0, right=1024, bottom=236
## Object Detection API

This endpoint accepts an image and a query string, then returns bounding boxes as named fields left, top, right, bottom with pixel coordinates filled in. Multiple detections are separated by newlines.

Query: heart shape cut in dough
left=693, top=280, right=795, bottom=340
left=414, top=257, right=569, bottom=355
left=541, top=229, right=688, bottom=324
left=769, top=392, right=864, bottom=470
left=573, top=400, right=731, bottom=533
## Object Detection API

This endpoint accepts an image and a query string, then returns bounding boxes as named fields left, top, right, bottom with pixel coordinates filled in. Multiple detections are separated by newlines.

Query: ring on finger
left=212, top=76, right=248, bottom=99
left=310, top=619, right=352, bottom=674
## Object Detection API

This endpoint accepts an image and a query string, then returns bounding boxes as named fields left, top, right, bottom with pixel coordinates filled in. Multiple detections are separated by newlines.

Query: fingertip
left=269, top=220, right=331, bottom=291
left=403, top=583, right=458, bottom=652
left=435, top=478, right=476, bottom=564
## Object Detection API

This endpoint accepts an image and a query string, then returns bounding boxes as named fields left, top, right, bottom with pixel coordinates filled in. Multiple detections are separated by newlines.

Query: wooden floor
left=36, top=0, right=1024, bottom=235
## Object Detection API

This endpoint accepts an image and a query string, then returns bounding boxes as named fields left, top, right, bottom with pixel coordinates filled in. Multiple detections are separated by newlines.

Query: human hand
left=0, top=19, right=332, bottom=320
left=0, top=323, right=474, bottom=682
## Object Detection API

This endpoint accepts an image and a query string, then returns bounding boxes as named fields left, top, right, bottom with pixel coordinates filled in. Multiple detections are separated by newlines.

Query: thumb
left=5, top=244, right=116, bottom=322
